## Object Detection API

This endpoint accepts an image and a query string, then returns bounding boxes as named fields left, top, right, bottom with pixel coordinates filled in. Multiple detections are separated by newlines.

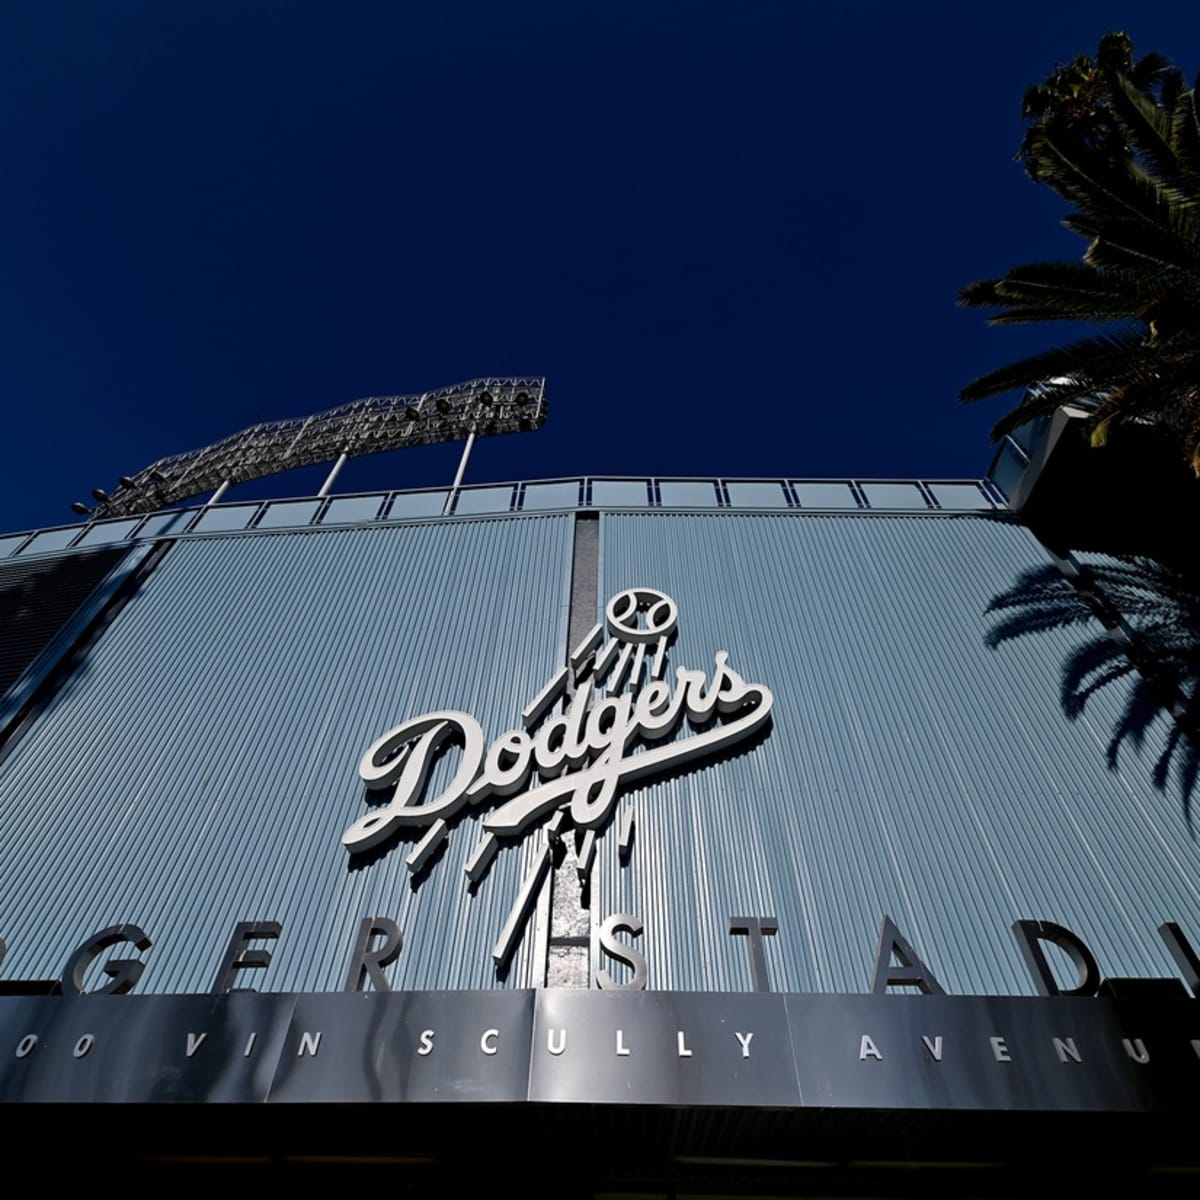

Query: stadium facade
left=1, top=398, right=1199, bottom=1190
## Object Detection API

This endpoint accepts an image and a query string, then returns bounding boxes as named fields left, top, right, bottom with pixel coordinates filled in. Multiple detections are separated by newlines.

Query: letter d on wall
left=1012, top=919, right=1101, bottom=996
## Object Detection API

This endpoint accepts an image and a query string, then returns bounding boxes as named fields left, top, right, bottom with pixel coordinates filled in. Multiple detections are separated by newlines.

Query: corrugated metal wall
left=4, top=507, right=1199, bottom=999
left=594, top=512, right=1200, bottom=996
left=0, top=517, right=573, bottom=993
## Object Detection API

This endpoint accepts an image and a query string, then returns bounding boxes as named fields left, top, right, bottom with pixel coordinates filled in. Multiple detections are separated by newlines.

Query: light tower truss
left=92, top=377, right=547, bottom=518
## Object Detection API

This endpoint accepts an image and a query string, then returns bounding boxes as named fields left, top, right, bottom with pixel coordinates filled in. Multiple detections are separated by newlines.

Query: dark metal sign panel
left=785, top=994, right=1200, bottom=1113
left=529, top=990, right=798, bottom=1106
left=2, top=990, right=1198, bottom=1111
left=267, top=991, right=534, bottom=1103
left=0, top=992, right=292, bottom=1103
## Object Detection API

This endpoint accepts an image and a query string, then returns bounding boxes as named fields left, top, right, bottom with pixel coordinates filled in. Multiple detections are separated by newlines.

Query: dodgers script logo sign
left=341, top=588, right=774, bottom=967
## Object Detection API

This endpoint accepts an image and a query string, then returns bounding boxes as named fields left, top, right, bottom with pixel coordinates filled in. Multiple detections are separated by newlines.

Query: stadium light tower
left=86, top=378, right=547, bottom=519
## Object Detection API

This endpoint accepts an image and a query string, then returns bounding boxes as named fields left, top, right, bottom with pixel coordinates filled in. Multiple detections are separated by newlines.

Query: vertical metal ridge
left=0, top=517, right=573, bottom=992
left=566, top=513, right=600, bottom=659
left=4, top=508, right=1198, bottom=1001
left=544, top=512, right=601, bottom=988
left=596, top=512, right=1200, bottom=996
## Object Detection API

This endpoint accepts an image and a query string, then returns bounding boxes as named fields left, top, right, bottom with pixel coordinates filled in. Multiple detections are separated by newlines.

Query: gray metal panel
left=453, top=485, right=516, bottom=515
left=859, top=482, right=930, bottom=510
left=76, top=519, right=143, bottom=547
left=928, top=482, right=993, bottom=511
left=18, top=527, right=79, bottom=555
left=136, top=510, right=196, bottom=539
left=596, top=512, right=1200, bottom=997
left=0, top=535, right=26, bottom=559
left=320, top=494, right=385, bottom=524
left=658, top=481, right=720, bottom=508
left=591, top=480, right=650, bottom=508
left=522, top=481, right=581, bottom=512
left=792, top=482, right=858, bottom=509
left=989, top=440, right=1028, bottom=502
left=726, top=481, right=791, bottom=510
left=191, top=504, right=261, bottom=533
left=386, top=491, right=447, bottom=520
left=256, top=500, right=321, bottom=529
left=0, top=517, right=574, bottom=993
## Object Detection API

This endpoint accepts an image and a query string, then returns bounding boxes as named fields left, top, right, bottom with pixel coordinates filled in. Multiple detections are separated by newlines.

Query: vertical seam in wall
left=567, top=512, right=600, bottom=664
left=542, top=512, right=601, bottom=989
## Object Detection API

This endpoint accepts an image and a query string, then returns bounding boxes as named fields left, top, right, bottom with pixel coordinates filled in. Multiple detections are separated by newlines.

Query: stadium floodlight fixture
left=70, top=502, right=91, bottom=516
left=84, top=377, right=547, bottom=518
left=91, top=488, right=110, bottom=504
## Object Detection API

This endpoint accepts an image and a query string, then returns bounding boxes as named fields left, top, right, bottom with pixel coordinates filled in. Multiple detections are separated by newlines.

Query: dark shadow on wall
left=0, top=546, right=155, bottom=765
left=0, top=546, right=128, bottom=701
left=986, top=555, right=1200, bottom=827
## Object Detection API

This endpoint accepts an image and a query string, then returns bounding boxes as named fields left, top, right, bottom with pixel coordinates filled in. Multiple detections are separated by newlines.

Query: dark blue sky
left=3, top=3, right=1198, bottom=533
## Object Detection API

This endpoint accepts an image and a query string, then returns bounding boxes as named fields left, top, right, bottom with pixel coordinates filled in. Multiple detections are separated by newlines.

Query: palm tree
left=959, top=32, right=1200, bottom=470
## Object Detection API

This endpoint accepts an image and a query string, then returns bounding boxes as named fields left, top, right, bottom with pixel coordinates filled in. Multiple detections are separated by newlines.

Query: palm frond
left=958, top=329, right=1152, bottom=403
left=1171, top=89, right=1200, bottom=182
left=1106, top=71, right=1182, bottom=184
left=1026, top=129, right=1200, bottom=260
left=961, top=36, right=1200, bottom=465
left=959, top=261, right=1167, bottom=324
